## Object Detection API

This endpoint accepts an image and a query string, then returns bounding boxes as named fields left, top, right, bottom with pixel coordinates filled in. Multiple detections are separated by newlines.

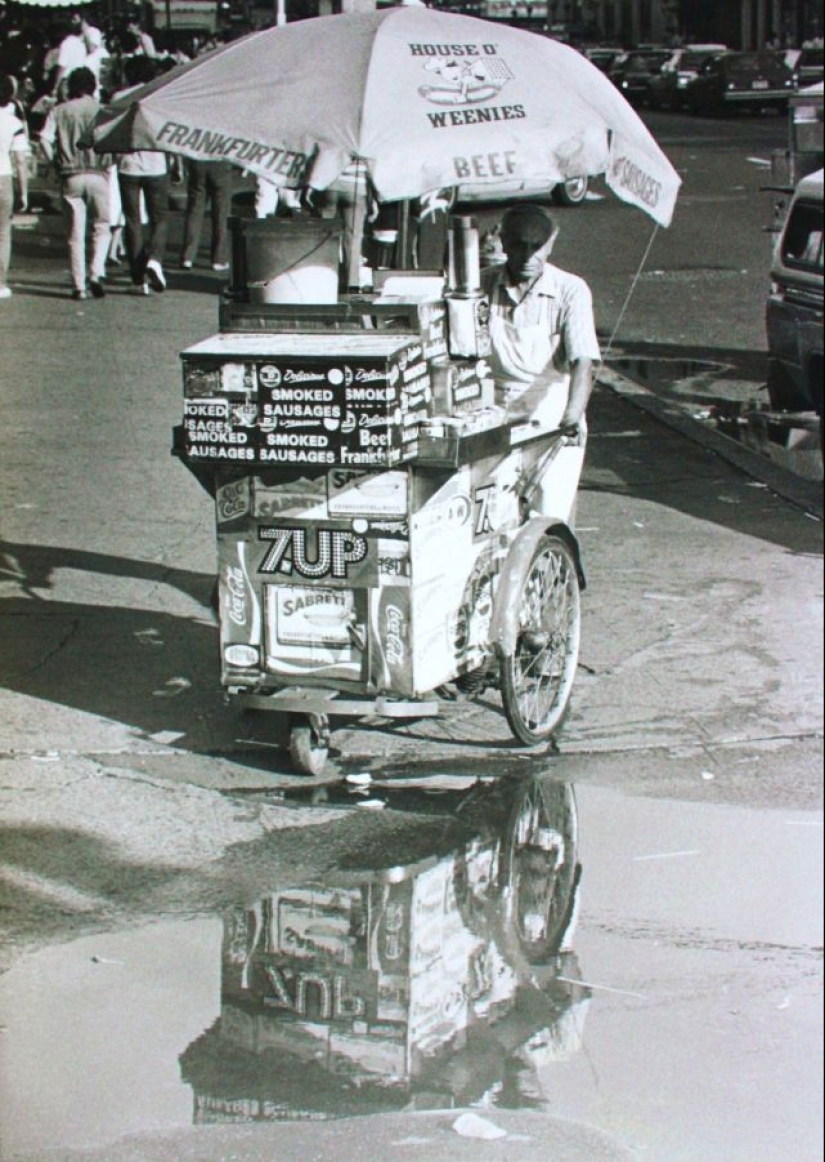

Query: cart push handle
left=517, top=423, right=581, bottom=517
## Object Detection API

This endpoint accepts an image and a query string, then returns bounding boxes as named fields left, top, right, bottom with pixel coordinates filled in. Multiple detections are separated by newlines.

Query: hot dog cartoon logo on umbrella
left=418, top=55, right=514, bottom=106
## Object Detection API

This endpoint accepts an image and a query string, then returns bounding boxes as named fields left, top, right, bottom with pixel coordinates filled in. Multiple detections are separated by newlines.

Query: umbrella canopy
left=93, top=7, right=680, bottom=226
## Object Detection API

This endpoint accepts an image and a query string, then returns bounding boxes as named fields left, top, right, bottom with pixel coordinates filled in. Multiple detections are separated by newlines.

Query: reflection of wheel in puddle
left=289, top=715, right=329, bottom=775
left=501, top=779, right=579, bottom=962
left=500, top=535, right=581, bottom=746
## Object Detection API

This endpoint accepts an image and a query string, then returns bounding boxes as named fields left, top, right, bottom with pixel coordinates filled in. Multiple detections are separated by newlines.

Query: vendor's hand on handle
left=558, top=411, right=585, bottom=444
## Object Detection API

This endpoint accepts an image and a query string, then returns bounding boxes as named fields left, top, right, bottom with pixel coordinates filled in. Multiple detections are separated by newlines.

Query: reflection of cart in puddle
left=179, top=776, right=586, bottom=1120
left=176, top=218, right=585, bottom=773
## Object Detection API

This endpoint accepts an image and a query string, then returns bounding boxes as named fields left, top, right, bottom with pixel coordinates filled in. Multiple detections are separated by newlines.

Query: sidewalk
left=0, top=226, right=821, bottom=808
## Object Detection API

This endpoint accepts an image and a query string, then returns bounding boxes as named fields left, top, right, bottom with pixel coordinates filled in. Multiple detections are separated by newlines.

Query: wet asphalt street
left=0, top=108, right=822, bottom=1160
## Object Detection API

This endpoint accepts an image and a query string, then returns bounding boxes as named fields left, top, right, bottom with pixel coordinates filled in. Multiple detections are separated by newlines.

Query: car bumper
left=723, top=88, right=791, bottom=101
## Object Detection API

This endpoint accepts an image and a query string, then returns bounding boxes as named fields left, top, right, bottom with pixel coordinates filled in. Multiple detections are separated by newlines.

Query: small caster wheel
left=289, top=715, right=329, bottom=776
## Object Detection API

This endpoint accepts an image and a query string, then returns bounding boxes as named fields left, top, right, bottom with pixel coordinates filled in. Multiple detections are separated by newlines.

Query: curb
left=598, top=365, right=823, bottom=520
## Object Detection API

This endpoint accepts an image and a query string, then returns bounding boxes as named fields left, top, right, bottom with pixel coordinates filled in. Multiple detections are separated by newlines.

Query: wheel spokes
left=514, top=549, right=578, bottom=730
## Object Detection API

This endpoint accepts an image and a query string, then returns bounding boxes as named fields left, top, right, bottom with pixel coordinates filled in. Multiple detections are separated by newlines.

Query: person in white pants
left=480, top=203, right=601, bottom=525
left=39, top=66, right=111, bottom=300
left=0, top=74, right=29, bottom=299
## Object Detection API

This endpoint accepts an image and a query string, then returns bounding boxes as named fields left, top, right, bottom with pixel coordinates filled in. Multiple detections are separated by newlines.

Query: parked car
left=647, top=45, right=727, bottom=110
left=765, top=168, right=824, bottom=426
left=608, top=48, right=672, bottom=105
left=792, top=45, right=824, bottom=87
left=684, top=51, right=795, bottom=115
left=582, top=46, right=624, bottom=74
left=765, top=81, right=824, bottom=232
left=326, top=160, right=593, bottom=211
left=456, top=174, right=591, bottom=207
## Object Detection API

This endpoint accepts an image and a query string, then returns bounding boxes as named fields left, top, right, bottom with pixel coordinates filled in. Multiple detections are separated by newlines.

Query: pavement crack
left=5, top=616, right=81, bottom=679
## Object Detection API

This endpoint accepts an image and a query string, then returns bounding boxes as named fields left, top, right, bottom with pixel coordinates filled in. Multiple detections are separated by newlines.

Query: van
left=765, top=168, right=824, bottom=426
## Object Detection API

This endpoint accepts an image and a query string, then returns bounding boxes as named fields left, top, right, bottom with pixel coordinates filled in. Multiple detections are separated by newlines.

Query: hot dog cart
left=174, top=214, right=584, bottom=774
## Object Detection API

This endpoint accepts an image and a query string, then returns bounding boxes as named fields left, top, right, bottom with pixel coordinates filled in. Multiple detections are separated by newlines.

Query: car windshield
left=626, top=52, right=669, bottom=71
left=782, top=202, right=825, bottom=271
left=799, top=49, right=824, bottom=67
left=726, top=52, right=786, bottom=76
left=728, top=53, right=761, bottom=70
left=681, top=51, right=714, bottom=70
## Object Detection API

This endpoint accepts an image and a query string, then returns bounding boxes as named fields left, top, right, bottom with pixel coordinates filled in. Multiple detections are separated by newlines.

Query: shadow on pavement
left=1, top=541, right=212, bottom=604
left=1, top=382, right=821, bottom=768
left=585, top=383, right=823, bottom=555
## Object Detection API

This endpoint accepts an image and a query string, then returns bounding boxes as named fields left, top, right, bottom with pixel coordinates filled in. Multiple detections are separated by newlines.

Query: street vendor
left=481, top=203, right=601, bottom=523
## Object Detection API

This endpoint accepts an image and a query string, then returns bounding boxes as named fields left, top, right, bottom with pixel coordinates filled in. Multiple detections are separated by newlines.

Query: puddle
left=714, top=401, right=824, bottom=482
left=0, top=779, right=821, bottom=1160
left=610, top=358, right=823, bottom=483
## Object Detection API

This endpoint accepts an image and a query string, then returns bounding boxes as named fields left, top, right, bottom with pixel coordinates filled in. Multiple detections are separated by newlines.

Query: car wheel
left=552, top=176, right=589, bottom=206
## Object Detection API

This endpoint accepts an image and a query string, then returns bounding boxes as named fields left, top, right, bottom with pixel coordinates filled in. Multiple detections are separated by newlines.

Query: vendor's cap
left=501, top=203, right=556, bottom=240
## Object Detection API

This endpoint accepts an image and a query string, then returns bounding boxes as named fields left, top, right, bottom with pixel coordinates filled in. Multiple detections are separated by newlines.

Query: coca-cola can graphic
left=369, top=587, right=413, bottom=695
left=218, top=538, right=261, bottom=679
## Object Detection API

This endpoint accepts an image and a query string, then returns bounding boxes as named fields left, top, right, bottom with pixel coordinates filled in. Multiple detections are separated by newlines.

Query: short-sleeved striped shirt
left=481, top=261, right=601, bottom=372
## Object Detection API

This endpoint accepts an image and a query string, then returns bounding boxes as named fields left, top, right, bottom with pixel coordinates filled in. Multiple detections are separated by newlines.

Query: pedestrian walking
left=115, top=57, right=170, bottom=294
left=52, top=18, right=87, bottom=94
left=0, top=73, right=30, bottom=300
left=126, top=19, right=157, bottom=60
left=180, top=159, right=231, bottom=271
left=81, top=26, right=109, bottom=95
left=38, top=66, right=110, bottom=301
left=106, top=162, right=125, bottom=267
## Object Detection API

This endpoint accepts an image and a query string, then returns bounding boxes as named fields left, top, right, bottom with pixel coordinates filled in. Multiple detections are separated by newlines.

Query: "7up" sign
left=259, top=527, right=368, bottom=579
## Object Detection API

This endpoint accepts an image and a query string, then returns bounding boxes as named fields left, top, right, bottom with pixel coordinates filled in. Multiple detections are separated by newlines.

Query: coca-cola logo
left=217, top=481, right=249, bottom=523
left=385, top=604, right=406, bottom=666
left=225, top=565, right=248, bottom=627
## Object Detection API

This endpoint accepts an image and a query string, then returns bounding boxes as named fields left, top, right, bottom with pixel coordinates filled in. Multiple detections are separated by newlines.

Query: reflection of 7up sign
left=259, top=527, right=368, bottom=579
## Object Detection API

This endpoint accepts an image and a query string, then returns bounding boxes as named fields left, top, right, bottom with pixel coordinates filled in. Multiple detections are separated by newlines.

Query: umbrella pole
left=599, top=224, right=660, bottom=366
left=398, top=200, right=411, bottom=270
left=346, top=196, right=367, bottom=292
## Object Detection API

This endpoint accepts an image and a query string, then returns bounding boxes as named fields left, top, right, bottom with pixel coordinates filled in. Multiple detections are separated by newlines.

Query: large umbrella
left=92, top=6, right=680, bottom=228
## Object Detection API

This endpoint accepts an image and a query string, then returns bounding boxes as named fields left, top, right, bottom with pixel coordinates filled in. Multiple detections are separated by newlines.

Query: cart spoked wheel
left=288, top=714, right=330, bottom=776
left=500, top=535, right=581, bottom=746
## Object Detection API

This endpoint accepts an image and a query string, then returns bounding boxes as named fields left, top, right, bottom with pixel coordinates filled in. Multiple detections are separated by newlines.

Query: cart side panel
left=217, top=527, right=369, bottom=686
left=216, top=469, right=418, bottom=692
left=408, top=452, right=522, bottom=693
left=181, top=332, right=435, bottom=471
